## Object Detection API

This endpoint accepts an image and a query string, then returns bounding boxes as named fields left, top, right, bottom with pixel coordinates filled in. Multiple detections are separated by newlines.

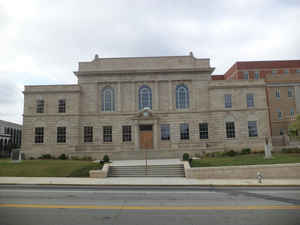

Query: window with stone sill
left=224, top=94, right=232, bottom=108
left=103, top=126, right=112, bottom=143
left=176, top=84, right=189, bottom=109
left=122, top=126, right=132, bottom=142
left=57, top=127, right=66, bottom=143
left=84, top=126, right=93, bottom=143
left=275, top=88, right=280, bottom=99
left=199, top=123, right=208, bottom=139
left=246, top=93, right=254, bottom=108
left=248, top=121, right=258, bottom=137
left=102, top=87, right=115, bottom=112
left=226, top=122, right=235, bottom=138
left=58, top=99, right=66, bottom=113
left=139, top=85, right=152, bottom=110
left=288, top=87, right=294, bottom=98
left=35, top=127, right=44, bottom=143
left=180, top=123, right=189, bottom=140
left=36, top=99, right=44, bottom=113
left=160, top=124, right=170, bottom=140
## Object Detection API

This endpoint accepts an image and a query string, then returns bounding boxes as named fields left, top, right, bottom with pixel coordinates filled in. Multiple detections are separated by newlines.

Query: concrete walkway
left=0, top=177, right=300, bottom=186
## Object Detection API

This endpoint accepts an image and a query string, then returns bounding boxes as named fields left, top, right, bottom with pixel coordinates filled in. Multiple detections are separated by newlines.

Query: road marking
left=0, top=204, right=300, bottom=211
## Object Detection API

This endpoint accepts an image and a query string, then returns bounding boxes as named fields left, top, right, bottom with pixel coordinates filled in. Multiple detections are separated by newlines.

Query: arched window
left=102, top=87, right=115, bottom=112
left=176, top=84, right=189, bottom=109
left=139, top=85, right=152, bottom=110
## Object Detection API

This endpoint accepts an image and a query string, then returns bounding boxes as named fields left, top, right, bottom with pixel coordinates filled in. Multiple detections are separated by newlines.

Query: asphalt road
left=0, top=185, right=300, bottom=225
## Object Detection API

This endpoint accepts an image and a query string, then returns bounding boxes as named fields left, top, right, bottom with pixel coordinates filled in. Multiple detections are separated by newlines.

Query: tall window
left=58, top=99, right=66, bottom=113
left=199, top=123, right=208, bottom=139
left=180, top=123, right=189, bottom=140
left=254, top=71, right=260, bottom=80
left=103, top=126, right=112, bottom=142
left=176, top=84, right=189, bottom=109
left=122, top=126, right=132, bottom=142
left=36, top=99, right=44, bottom=113
left=35, top=127, right=44, bottom=143
left=288, top=88, right=294, bottom=97
left=290, top=108, right=295, bottom=116
left=224, top=94, right=232, bottom=108
left=277, top=109, right=282, bottom=119
left=57, top=127, right=66, bottom=143
left=160, top=124, right=170, bottom=140
left=247, top=94, right=254, bottom=107
left=243, top=71, right=249, bottom=80
left=226, top=122, right=235, bottom=138
left=84, top=126, right=93, bottom=143
left=280, top=128, right=284, bottom=135
left=275, top=88, right=280, bottom=98
left=102, top=87, right=115, bottom=112
left=139, top=85, right=152, bottom=110
left=248, top=121, right=258, bottom=137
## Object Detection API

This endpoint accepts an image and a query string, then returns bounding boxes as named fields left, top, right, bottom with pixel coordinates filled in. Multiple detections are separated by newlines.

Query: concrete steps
left=108, top=164, right=185, bottom=177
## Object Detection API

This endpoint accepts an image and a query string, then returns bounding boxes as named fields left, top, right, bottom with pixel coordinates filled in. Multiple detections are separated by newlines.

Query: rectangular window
left=58, top=99, right=66, bottom=113
left=199, top=123, right=208, bottom=139
left=103, top=126, right=112, bottom=142
left=275, top=88, right=280, bottom=98
left=57, top=127, right=66, bottom=143
left=243, top=71, right=249, bottom=80
left=290, top=108, right=295, bottom=116
left=296, top=69, right=300, bottom=73
left=180, top=123, right=189, bottom=140
left=248, top=121, right=258, bottom=137
left=36, top=100, right=44, bottom=113
left=84, top=126, right=93, bottom=143
left=35, top=127, right=44, bottom=143
left=280, top=128, right=284, bottom=135
left=254, top=71, right=260, bottom=80
left=226, top=122, right=235, bottom=138
left=122, top=126, right=132, bottom=142
left=224, top=94, right=232, bottom=108
left=160, top=124, right=170, bottom=140
left=247, top=94, right=254, bottom=107
left=288, top=87, right=294, bottom=97
left=272, top=69, right=277, bottom=74
left=277, top=110, right=282, bottom=120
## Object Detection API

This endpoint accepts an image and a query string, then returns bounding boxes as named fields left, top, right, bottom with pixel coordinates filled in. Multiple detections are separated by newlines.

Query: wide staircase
left=108, top=164, right=185, bottom=177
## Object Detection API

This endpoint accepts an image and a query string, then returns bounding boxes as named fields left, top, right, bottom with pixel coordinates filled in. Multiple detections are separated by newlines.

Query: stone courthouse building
left=22, top=53, right=270, bottom=159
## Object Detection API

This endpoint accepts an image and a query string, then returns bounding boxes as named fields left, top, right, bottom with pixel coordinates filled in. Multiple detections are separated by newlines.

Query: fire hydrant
left=256, top=172, right=263, bottom=183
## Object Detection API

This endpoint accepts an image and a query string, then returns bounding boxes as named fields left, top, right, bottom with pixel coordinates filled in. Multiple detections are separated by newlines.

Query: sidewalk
left=0, top=177, right=300, bottom=186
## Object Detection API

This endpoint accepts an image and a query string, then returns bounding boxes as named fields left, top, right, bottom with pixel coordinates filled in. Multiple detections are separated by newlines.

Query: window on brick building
left=57, top=127, right=66, bottom=143
left=226, top=122, right=235, bottom=138
left=122, top=126, right=132, bottom=142
left=254, top=71, right=260, bottom=80
left=246, top=94, right=254, bottom=108
left=84, top=126, right=93, bottom=143
left=180, top=123, right=189, bottom=140
left=243, top=71, right=249, bottom=80
left=58, top=99, right=66, bottom=113
left=36, top=99, right=44, bottom=113
left=103, top=126, right=112, bottom=142
left=275, top=88, right=280, bottom=98
left=35, top=127, right=44, bottom=143
left=224, top=94, right=232, bottom=108
left=199, top=123, right=208, bottom=139
left=160, top=124, right=170, bottom=140
left=248, top=121, right=258, bottom=137
left=288, top=87, right=294, bottom=97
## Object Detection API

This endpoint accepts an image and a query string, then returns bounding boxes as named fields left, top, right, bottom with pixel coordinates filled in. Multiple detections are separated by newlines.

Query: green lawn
left=0, top=160, right=101, bottom=177
left=191, top=153, right=300, bottom=167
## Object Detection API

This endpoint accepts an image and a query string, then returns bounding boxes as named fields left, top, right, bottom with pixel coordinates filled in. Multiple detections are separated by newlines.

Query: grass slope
left=191, top=153, right=300, bottom=167
left=0, top=160, right=101, bottom=177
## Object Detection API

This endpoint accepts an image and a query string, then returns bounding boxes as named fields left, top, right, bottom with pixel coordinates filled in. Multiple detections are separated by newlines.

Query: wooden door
left=139, top=125, right=153, bottom=149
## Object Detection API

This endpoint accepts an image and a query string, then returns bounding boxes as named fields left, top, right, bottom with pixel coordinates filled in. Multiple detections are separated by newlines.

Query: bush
left=241, top=148, right=251, bottom=155
left=29, top=157, right=35, bottom=160
left=225, top=150, right=237, bottom=157
left=182, top=153, right=190, bottom=161
left=281, top=148, right=300, bottom=153
left=80, top=156, right=93, bottom=161
left=103, top=155, right=110, bottom=163
left=40, top=154, right=53, bottom=159
left=58, top=153, right=67, bottom=160
left=70, top=156, right=80, bottom=160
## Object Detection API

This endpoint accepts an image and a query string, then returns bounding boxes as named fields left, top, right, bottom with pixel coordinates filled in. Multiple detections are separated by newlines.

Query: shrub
left=182, top=153, right=190, bottom=161
left=70, top=156, right=80, bottom=160
left=281, top=148, right=300, bottom=153
left=58, top=153, right=67, bottom=160
left=80, top=156, right=93, bottom=161
left=29, top=157, right=35, bottom=160
left=241, top=148, right=251, bottom=155
left=41, top=154, right=53, bottom=159
left=225, top=150, right=237, bottom=157
left=103, top=155, right=110, bottom=163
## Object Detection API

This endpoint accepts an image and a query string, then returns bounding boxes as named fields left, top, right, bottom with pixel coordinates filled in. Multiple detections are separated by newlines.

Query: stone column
left=168, top=80, right=173, bottom=111
left=154, top=81, right=159, bottom=111
left=117, top=82, right=121, bottom=112
left=134, top=121, right=139, bottom=150
left=154, top=120, right=158, bottom=150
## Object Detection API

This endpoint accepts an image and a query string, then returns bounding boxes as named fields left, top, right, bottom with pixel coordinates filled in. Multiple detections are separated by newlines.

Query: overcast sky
left=0, top=0, right=300, bottom=124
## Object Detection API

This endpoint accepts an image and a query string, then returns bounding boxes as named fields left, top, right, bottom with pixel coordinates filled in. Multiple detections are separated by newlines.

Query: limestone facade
left=22, top=54, right=270, bottom=160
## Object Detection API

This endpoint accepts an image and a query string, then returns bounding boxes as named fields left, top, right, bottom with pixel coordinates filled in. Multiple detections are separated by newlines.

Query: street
left=0, top=185, right=300, bottom=225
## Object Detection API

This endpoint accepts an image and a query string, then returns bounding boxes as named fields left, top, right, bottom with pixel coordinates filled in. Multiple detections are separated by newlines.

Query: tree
left=288, top=114, right=300, bottom=137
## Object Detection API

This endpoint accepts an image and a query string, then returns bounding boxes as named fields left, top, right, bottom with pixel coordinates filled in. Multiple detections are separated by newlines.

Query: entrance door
left=139, top=125, right=153, bottom=149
